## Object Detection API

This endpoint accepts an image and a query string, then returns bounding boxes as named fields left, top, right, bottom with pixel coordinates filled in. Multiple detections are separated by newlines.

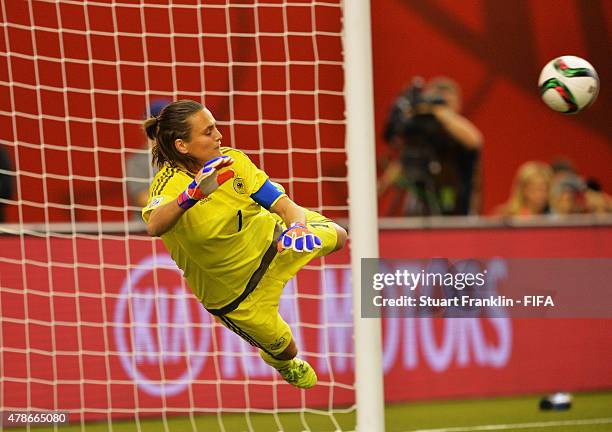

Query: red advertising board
left=1, top=226, right=611, bottom=420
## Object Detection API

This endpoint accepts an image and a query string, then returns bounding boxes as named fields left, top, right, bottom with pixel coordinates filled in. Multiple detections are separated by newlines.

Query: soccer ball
left=538, top=55, right=599, bottom=114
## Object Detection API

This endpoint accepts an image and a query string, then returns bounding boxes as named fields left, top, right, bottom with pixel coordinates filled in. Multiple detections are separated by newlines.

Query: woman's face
left=182, top=108, right=223, bottom=165
left=523, top=174, right=549, bottom=212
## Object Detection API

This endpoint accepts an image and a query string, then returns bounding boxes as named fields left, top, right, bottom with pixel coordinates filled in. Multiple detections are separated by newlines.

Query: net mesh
left=0, top=1, right=354, bottom=430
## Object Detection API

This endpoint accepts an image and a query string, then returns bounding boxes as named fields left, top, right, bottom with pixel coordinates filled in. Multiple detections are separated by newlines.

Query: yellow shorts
left=214, top=210, right=338, bottom=358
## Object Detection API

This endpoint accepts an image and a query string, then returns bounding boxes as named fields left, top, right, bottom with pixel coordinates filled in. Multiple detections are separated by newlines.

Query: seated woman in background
left=549, top=174, right=612, bottom=215
left=549, top=173, right=586, bottom=215
left=494, top=161, right=552, bottom=217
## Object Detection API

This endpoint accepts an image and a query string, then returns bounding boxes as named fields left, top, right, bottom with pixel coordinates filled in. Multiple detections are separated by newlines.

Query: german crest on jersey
left=233, top=177, right=246, bottom=194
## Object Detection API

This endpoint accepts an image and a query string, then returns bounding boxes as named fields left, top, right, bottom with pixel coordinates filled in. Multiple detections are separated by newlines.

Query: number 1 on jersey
left=237, top=210, right=243, bottom=232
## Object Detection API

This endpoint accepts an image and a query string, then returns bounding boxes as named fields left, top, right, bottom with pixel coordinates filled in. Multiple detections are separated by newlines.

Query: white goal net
left=0, top=1, right=356, bottom=430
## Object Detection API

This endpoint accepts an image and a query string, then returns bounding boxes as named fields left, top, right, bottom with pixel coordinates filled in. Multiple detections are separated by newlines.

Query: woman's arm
left=146, top=156, right=235, bottom=237
left=431, top=105, right=483, bottom=150
left=270, top=196, right=306, bottom=227
left=146, top=200, right=186, bottom=237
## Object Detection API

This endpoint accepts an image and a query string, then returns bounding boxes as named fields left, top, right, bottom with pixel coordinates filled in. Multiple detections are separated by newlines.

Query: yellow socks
left=259, top=349, right=291, bottom=370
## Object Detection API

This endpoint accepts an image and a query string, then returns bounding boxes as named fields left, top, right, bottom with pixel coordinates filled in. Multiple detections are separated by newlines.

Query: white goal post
left=343, top=1, right=385, bottom=431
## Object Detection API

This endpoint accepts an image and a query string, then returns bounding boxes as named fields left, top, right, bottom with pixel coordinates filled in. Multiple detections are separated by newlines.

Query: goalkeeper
left=142, top=100, right=347, bottom=389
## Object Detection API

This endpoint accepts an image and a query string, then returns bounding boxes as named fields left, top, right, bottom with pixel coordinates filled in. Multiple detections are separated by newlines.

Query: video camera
left=384, top=77, right=449, bottom=145
left=394, top=77, right=447, bottom=118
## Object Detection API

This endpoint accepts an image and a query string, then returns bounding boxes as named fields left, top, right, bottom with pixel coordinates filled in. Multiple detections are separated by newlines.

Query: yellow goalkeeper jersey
left=142, top=148, right=286, bottom=311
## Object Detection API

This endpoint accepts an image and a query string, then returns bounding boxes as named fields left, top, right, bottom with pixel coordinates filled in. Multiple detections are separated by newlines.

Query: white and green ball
left=538, top=55, right=599, bottom=114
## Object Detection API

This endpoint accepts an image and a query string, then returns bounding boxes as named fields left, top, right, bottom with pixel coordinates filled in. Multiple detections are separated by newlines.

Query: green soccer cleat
left=278, top=358, right=317, bottom=389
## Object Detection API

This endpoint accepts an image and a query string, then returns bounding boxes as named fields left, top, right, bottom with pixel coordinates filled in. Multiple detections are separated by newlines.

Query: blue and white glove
left=277, top=223, right=322, bottom=253
left=177, top=156, right=234, bottom=210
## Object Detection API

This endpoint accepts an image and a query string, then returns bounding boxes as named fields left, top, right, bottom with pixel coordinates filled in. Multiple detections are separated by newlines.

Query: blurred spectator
left=548, top=159, right=611, bottom=215
left=584, top=178, right=612, bottom=214
left=379, top=76, right=483, bottom=216
left=549, top=173, right=586, bottom=215
left=126, top=98, right=170, bottom=220
left=494, top=161, right=552, bottom=217
left=550, top=157, right=577, bottom=183
left=0, top=145, right=13, bottom=222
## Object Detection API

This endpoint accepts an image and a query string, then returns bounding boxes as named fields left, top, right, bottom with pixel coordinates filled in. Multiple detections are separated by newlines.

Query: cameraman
left=379, top=77, right=483, bottom=216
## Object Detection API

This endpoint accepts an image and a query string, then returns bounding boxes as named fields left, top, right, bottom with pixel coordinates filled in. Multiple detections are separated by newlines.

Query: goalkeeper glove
left=177, top=155, right=235, bottom=210
left=277, top=223, right=322, bottom=253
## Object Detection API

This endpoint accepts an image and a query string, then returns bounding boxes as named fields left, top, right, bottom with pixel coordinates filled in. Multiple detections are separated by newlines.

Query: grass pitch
left=18, top=391, right=612, bottom=431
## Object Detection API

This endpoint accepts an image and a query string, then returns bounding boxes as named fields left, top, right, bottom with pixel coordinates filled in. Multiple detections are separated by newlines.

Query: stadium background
left=1, top=0, right=611, bottom=430
left=372, top=0, right=611, bottom=216
left=3, top=0, right=611, bottom=223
